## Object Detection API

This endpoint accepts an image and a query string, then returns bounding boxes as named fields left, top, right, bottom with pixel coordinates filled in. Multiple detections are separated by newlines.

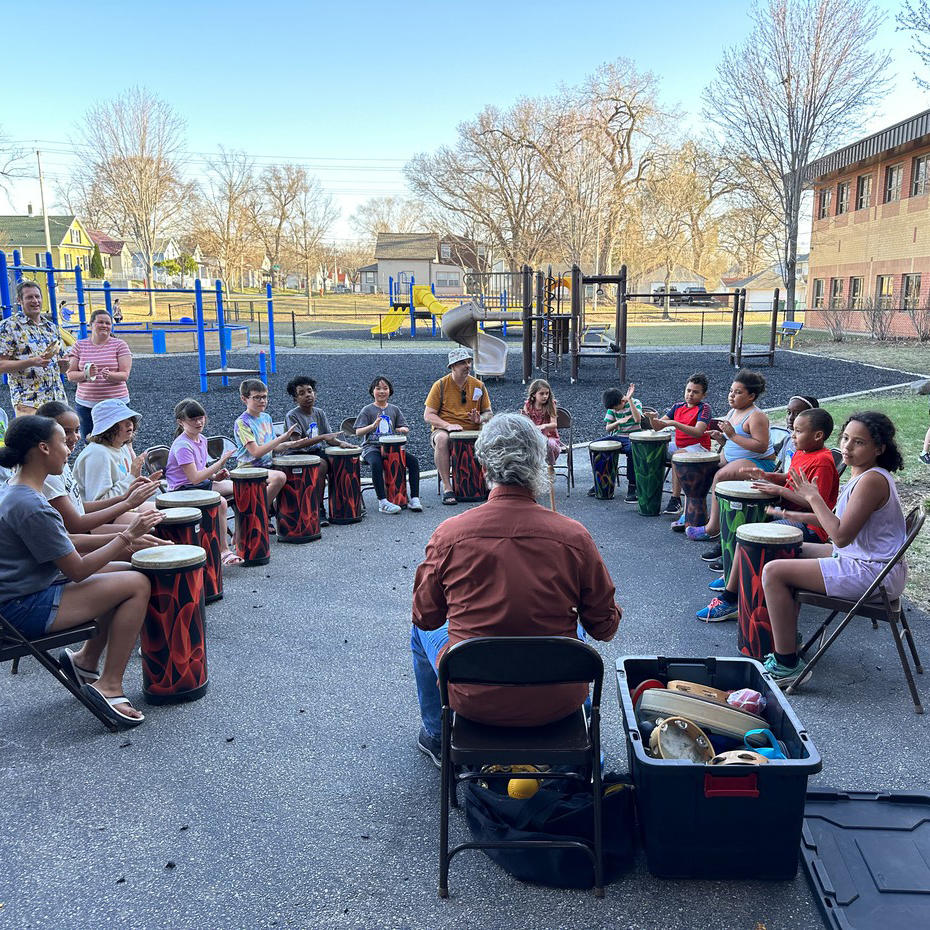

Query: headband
left=788, top=396, right=815, bottom=410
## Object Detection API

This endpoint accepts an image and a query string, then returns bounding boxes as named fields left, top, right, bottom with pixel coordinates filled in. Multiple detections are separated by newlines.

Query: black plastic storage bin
left=617, top=655, right=822, bottom=880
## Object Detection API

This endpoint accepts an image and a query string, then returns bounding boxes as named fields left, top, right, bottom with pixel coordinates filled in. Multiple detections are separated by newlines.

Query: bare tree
left=338, top=240, right=375, bottom=290
left=0, top=128, right=27, bottom=203
left=898, top=1, right=930, bottom=89
left=348, top=196, right=426, bottom=244
left=704, top=0, right=892, bottom=320
left=248, top=164, right=310, bottom=289
left=288, top=178, right=339, bottom=309
left=71, top=87, right=195, bottom=315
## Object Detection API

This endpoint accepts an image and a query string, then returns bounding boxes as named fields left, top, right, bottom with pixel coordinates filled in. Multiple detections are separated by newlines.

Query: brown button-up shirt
left=412, top=485, right=621, bottom=726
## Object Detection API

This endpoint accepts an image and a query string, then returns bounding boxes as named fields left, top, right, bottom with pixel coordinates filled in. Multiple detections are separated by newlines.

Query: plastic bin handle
left=704, top=773, right=759, bottom=798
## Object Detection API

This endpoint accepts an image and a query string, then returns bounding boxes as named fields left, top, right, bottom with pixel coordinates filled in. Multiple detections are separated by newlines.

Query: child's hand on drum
left=127, top=509, right=164, bottom=539
left=397, top=426, right=409, bottom=434
left=128, top=533, right=168, bottom=552
left=740, top=465, right=765, bottom=481
left=750, top=480, right=781, bottom=495
left=126, top=478, right=156, bottom=508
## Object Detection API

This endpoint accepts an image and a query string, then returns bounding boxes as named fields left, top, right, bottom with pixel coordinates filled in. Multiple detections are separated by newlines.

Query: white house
left=372, top=232, right=469, bottom=298
left=731, top=254, right=809, bottom=313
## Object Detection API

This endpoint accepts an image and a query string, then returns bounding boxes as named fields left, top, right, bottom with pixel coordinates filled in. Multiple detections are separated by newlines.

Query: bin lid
left=802, top=788, right=930, bottom=929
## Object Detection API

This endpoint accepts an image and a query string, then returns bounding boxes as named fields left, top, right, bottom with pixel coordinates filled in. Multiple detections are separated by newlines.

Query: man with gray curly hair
left=411, top=412, right=621, bottom=765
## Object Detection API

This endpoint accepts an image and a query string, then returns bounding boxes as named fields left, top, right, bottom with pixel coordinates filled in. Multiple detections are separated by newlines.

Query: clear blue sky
left=2, top=0, right=925, bottom=240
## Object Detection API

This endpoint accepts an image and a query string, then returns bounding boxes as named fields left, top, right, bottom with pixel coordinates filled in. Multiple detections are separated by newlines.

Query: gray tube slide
left=441, top=300, right=518, bottom=378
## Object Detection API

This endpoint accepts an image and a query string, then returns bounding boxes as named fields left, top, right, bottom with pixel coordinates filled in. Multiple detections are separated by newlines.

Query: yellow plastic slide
left=370, top=307, right=408, bottom=336
left=411, top=284, right=449, bottom=318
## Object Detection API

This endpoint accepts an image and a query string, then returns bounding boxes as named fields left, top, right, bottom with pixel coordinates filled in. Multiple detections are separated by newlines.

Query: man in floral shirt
left=0, top=280, right=68, bottom=415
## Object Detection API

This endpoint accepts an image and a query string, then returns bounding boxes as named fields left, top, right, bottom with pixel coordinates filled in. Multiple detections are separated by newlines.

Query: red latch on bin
left=704, top=773, right=759, bottom=798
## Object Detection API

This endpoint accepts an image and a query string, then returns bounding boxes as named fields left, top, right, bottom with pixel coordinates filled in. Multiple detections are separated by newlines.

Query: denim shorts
left=0, top=581, right=67, bottom=637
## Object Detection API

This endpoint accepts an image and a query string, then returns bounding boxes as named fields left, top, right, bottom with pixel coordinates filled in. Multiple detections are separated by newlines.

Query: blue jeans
left=76, top=403, right=95, bottom=442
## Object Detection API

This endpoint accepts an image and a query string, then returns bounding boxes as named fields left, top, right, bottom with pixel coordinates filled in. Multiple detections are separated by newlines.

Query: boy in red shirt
left=697, top=407, right=839, bottom=621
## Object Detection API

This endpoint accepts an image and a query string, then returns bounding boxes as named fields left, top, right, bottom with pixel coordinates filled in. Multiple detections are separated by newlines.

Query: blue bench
left=777, top=320, right=803, bottom=348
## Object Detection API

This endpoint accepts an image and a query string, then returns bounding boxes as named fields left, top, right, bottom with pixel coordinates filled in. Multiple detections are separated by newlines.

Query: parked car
left=334, top=284, right=350, bottom=294
left=652, top=286, right=679, bottom=306
left=681, top=286, right=719, bottom=307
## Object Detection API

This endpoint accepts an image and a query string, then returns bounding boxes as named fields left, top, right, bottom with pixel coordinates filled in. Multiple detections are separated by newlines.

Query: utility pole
left=36, top=150, right=52, bottom=255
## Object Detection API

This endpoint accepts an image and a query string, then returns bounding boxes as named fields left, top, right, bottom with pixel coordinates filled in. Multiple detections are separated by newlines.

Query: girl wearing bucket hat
left=73, top=399, right=154, bottom=504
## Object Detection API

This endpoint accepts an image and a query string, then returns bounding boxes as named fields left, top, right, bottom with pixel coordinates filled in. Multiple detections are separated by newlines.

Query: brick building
left=805, top=109, right=930, bottom=337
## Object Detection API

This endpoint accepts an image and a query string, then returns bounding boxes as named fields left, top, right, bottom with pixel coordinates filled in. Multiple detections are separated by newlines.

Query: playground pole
left=45, top=251, right=59, bottom=328
left=534, top=271, right=544, bottom=370
left=409, top=275, right=416, bottom=339
left=12, top=250, right=23, bottom=286
left=265, top=283, right=276, bottom=374
left=259, top=350, right=267, bottom=385
left=103, top=280, right=113, bottom=316
left=215, top=280, right=229, bottom=386
left=0, top=251, right=11, bottom=318
left=570, top=265, right=581, bottom=383
left=768, top=287, right=780, bottom=365
left=618, top=265, right=628, bottom=382
left=521, top=265, right=532, bottom=383
left=74, top=264, right=88, bottom=340
left=195, top=279, right=208, bottom=393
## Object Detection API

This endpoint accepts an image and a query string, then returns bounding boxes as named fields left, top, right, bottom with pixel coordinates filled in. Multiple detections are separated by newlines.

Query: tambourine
left=667, top=680, right=730, bottom=704
left=639, top=689, right=768, bottom=746
left=648, top=716, right=715, bottom=763
left=710, top=750, right=769, bottom=766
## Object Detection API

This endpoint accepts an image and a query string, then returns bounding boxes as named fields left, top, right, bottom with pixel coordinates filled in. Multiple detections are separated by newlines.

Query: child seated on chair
left=758, top=412, right=907, bottom=687
left=697, top=407, right=841, bottom=623
left=776, top=395, right=820, bottom=473
left=588, top=384, right=642, bottom=503
left=353, top=375, right=422, bottom=514
left=166, top=397, right=242, bottom=565
left=522, top=379, right=561, bottom=466
left=647, top=373, right=712, bottom=523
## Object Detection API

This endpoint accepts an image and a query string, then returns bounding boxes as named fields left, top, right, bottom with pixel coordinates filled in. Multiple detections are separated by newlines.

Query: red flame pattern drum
left=231, top=467, right=271, bottom=565
left=156, top=490, right=225, bottom=603
left=450, top=431, right=487, bottom=503
left=378, top=435, right=408, bottom=508
left=327, top=447, right=364, bottom=524
left=272, top=455, right=322, bottom=543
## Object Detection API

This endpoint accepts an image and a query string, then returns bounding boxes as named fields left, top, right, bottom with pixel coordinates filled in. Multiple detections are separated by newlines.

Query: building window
left=836, top=181, right=850, bottom=215
left=103, top=255, right=111, bottom=269
left=34, top=253, right=43, bottom=267
left=855, top=174, right=872, bottom=210
left=884, top=164, right=903, bottom=203
left=876, top=275, right=894, bottom=309
left=849, top=277, right=864, bottom=309
left=830, top=278, right=844, bottom=307
left=436, top=272, right=460, bottom=289
left=913, top=155, right=930, bottom=196
left=69, top=229, right=81, bottom=244
left=903, top=274, right=922, bottom=310
left=812, top=279, right=825, bottom=309
left=817, top=189, right=832, bottom=219
left=440, top=243, right=451, bottom=261
left=64, top=254, right=73, bottom=270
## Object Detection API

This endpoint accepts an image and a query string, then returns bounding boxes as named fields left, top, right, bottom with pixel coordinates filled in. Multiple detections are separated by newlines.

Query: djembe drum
left=630, top=430, right=671, bottom=516
left=132, top=544, right=208, bottom=704
left=327, top=447, right=364, bottom=524
left=231, top=467, right=271, bottom=565
left=378, top=434, right=408, bottom=508
left=736, top=523, right=803, bottom=660
left=715, top=480, right=779, bottom=579
left=450, top=430, right=487, bottom=502
left=672, top=449, right=719, bottom=527
left=272, top=454, right=322, bottom=543
left=156, top=489, right=225, bottom=603
left=154, top=506, right=201, bottom=547
left=588, top=440, right=623, bottom=500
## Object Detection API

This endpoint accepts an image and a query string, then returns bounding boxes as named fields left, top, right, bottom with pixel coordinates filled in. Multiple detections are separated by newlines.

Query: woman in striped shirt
left=66, top=310, right=133, bottom=440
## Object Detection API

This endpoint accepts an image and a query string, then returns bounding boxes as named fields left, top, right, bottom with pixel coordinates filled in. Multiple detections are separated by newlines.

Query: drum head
left=450, top=430, right=481, bottom=441
left=156, top=489, right=222, bottom=508
left=716, top=479, right=778, bottom=501
left=156, top=506, right=202, bottom=524
left=131, top=544, right=206, bottom=571
left=736, top=523, right=804, bottom=545
left=629, top=430, right=670, bottom=442
left=639, top=689, right=768, bottom=745
left=649, top=716, right=715, bottom=762
left=672, top=450, right=719, bottom=464
left=272, top=455, right=320, bottom=466
left=378, top=434, right=407, bottom=445
left=327, top=447, right=361, bottom=457
left=230, top=467, right=268, bottom=479
left=589, top=440, right=623, bottom=453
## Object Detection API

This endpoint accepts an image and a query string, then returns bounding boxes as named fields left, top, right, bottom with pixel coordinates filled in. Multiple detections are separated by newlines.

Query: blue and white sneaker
left=708, top=576, right=727, bottom=592
left=696, top=597, right=738, bottom=622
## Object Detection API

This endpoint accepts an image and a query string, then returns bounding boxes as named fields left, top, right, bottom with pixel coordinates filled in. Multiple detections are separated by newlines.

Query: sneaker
left=920, top=452, right=930, bottom=465
left=417, top=726, right=441, bottom=767
left=686, top=525, right=719, bottom=542
left=708, top=559, right=724, bottom=572
left=408, top=497, right=423, bottom=512
left=762, top=653, right=809, bottom=688
left=701, top=544, right=723, bottom=562
left=624, top=487, right=638, bottom=503
left=708, top=576, right=727, bottom=592
left=696, top=596, right=739, bottom=622
left=663, top=497, right=683, bottom=515
left=671, top=514, right=687, bottom=532
left=378, top=499, right=402, bottom=514
left=318, top=510, right=330, bottom=528
left=587, top=486, right=596, bottom=497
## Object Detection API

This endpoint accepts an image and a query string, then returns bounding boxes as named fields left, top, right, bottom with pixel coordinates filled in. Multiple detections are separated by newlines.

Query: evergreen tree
left=90, top=243, right=105, bottom=278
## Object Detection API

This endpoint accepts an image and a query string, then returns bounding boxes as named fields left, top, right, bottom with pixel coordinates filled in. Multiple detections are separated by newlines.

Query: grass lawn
left=794, top=331, right=930, bottom=377
left=769, top=390, right=930, bottom=608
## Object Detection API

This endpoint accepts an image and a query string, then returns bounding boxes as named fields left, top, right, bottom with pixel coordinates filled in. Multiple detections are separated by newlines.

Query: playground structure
left=1, top=249, right=280, bottom=393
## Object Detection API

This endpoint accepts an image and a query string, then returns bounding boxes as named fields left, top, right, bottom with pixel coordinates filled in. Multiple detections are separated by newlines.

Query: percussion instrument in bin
left=715, top=480, right=779, bottom=580
left=672, top=449, right=719, bottom=527
left=588, top=439, right=623, bottom=500
left=272, top=454, right=322, bottom=543
left=736, top=522, right=804, bottom=660
left=449, top=430, right=487, bottom=503
left=132, top=544, right=208, bottom=704
left=231, top=467, right=271, bottom=565
left=156, top=489, right=225, bottom=603
left=153, top=506, right=201, bottom=547
left=638, top=688, right=768, bottom=746
left=378, top=434, right=408, bottom=508
left=648, top=716, right=715, bottom=762
left=629, top=430, right=671, bottom=516
left=326, top=447, right=364, bottom=524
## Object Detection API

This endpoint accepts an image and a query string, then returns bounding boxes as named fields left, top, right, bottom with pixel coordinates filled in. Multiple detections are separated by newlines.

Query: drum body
left=630, top=431, right=671, bottom=516
left=736, top=523, right=803, bottom=660
left=672, top=450, right=719, bottom=527
left=327, top=447, right=364, bottom=524
left=154, top=506, right=201, bottom=547
left=715, top=480, right=779, bottom=579
left=157, top=489, right=225, bottom=603
left=132, top=545, right=208, bottom=704
left=231, top=467, right=271, bottom=565
left=272, top=455, right=321, bottom=543
left=450, top=431, right=487, bottom=503
left=378, top=435, right=408, bottom=508
left=588, top=440, right=623, bottom=500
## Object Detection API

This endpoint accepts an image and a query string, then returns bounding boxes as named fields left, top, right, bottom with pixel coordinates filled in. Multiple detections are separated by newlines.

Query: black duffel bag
left=462, top=775, right=636, bottom=888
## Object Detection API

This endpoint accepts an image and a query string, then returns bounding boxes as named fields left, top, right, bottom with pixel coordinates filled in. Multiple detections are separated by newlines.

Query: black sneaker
left=586, top=486, right=596, bottom=497
left=319, top=510, right=330, bottom=528
left=624, top=487, right=638, bottom=503
left=920, top=452, right=930, bottom=465
left=663, top=497, right=683, bottom=515
left=417, top=727, right=441, bottom=768
left=701, top=544, right=723, bottom=562
left=708, top=559, right=724, bottom=572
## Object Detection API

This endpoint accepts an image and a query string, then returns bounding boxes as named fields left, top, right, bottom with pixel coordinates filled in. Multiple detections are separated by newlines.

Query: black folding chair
left=0, top=611, right=117, bottom=732
left=437, top=636, right=605, bottom=898
left=790, top=506, right=925, bottom=713
left=552, top=407, right=575, bottom=495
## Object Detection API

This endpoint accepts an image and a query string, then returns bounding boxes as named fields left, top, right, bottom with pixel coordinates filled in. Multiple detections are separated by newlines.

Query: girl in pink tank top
left=759, top=411, right=907, bottom=687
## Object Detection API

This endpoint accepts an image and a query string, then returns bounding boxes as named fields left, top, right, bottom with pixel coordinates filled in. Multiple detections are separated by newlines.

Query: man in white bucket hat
left=423, top=347, right=492, bottom=505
